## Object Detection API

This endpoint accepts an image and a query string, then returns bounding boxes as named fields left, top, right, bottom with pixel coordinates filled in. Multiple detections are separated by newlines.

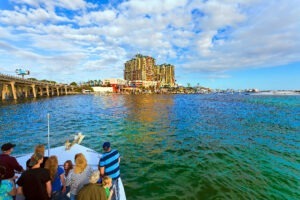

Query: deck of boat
left=16, top=144, right=101, bottom=169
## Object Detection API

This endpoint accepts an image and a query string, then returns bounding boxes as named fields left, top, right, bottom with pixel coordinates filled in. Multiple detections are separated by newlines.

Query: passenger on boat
left=99, top=142, right=121, bottom=200
left=63, top=160, right=73, bottom=199
left=0, top=143, right=24, bottom=179
left=26, top=144, right=48, bottom=169
left=0, top=143, right=23, bottom=199
left=45, top=156, right=66, bottom=200
left=66, top=153, right=93, bottom=200
left=63, top=160, right=73, bottom=178
left=102, top=176, right=113, bottom=200
left=17, top=152, right=51, bottom=200
left=0, top=165, right=16, bottom=200
left=77, top=170, right=107, bottom=200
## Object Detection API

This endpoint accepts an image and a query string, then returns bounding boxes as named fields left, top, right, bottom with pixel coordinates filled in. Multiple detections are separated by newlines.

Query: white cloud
left=0, top=6, right=71, bottom=26
left=11, top=0, right=40, bottom=7
left=11, top=0, right=91, bottom=10
left=0, top=0, right=299, bottom=86
left=55, top=0, right=88, bottom=10
left=76, top=9, right=116, bottom=25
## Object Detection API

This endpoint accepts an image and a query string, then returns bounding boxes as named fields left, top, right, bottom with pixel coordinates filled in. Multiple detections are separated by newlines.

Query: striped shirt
left=99, top=149, right=120, bottom=180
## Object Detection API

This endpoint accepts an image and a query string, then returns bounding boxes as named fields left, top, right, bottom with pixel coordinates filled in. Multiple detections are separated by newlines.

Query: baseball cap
left=1, top=143, right=16, bottom=151
left=102, top=142, right=110, bottom=149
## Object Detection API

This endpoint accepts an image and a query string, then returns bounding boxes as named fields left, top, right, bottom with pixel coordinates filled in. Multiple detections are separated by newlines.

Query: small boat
left=16, top=134, right=127, bottom=200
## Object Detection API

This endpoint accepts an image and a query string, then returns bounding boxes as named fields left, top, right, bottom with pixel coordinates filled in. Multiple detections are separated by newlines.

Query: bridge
left=0, top=73, right=77, bottom=100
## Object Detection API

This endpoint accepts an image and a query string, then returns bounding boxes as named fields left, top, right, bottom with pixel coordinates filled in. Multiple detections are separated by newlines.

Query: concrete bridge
left=0, top=73, right=76, bottom=100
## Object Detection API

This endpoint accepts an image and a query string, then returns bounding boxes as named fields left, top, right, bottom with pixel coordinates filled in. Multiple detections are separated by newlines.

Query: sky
left=0, top=0, right=299, bottom=90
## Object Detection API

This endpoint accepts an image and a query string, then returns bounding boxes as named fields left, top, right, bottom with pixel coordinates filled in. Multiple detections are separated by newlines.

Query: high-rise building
left=124, top=54, right=175, bottom=87
left=156, top=64, right=175, bottom=87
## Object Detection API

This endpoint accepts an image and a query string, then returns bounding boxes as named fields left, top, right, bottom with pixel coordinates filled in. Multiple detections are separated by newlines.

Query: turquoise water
left=0, top=94, right=299, bottom=199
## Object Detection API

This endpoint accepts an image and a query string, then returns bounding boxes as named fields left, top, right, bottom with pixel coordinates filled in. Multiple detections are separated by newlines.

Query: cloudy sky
left=0, top=0, right=299, bottom=90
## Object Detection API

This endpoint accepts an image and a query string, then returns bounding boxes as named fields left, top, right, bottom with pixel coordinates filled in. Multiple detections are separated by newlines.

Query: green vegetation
left=85, top=80, right=102, bottom=86
left=70, top=82, right=77, bottom=86
left=27, top=78, right=38, bottom=81
left=40, top=79, right=56, bottom=84
left=27, top=78, right=57, bottom=84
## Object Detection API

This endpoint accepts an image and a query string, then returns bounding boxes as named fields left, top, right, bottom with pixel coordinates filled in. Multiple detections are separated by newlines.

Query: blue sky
left=0, top=0, right=299, bottom=90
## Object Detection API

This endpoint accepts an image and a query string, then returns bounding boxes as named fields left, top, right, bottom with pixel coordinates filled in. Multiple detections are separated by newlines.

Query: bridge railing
left=0, top=73, right=70, bottom=87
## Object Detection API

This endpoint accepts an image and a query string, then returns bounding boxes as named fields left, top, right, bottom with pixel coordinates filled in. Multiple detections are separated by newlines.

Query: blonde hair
left=89, top=170, right=100, bottom=184
left=35, top=144, right=45, bottom=155
left=74, top=153, right=87, bottom=174
left=45, top=156, right=58, bottom=181
left=102, top=176, right=112, bottom=186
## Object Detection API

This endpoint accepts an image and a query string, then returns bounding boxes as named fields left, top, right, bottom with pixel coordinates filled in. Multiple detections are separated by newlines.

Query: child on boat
left=102, top=176, right=113, bottom=200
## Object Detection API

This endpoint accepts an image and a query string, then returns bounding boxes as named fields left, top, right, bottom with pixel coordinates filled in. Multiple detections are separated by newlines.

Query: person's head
left=74, top=153, right=87, bottom=174
left=28, top=152, right=44, bottom=168
left=102, top=142, right=111, bottom=152
left=64, top=160, right=73, bottom=171
left=89, top=170, right=100, bottom=184
left=45, top=156, right=58, bottom=181
left=34, top=144, right=45, bottom=155
left=102, top=176, right=112, bottom=188
left=1, top=143, right=16, bottom=154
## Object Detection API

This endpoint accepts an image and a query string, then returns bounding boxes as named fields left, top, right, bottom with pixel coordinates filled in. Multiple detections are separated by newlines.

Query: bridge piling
left=1, top=73, right=77, bottom=100
left=31, top=84, right=37, bottom=98
left=10, top=82, right=17, bottom=100
left=2, top=84, right=8, bottom=100
left=46, top=86, right=49, bottom=96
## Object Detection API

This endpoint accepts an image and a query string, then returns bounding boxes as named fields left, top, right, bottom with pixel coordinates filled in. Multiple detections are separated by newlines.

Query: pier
left=0, top=73, right=76, bottom=100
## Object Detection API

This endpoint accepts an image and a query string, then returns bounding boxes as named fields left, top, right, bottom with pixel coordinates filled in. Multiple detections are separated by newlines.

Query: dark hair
left=64, top=160, right=73, bottom=169
left=64, top=160, right=73, bottom=177
left=0, top=165, right=6, bottom=185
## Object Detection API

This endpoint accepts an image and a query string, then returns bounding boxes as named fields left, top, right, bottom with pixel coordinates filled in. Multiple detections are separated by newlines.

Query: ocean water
left=0, top=94, right=299, bottom=200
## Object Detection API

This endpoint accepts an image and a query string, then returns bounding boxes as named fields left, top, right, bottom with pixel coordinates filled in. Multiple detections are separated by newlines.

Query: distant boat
left=250, top=90, right=300, bottom=96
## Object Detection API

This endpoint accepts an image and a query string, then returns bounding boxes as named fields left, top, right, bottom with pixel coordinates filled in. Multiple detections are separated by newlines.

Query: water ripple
left=1, top=94, right=299, bottom=199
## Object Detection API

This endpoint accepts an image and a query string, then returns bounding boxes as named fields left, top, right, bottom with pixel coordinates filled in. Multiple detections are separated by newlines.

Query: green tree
left=27, top=78, right=38, bottom=81
left=70, top=82, right=77, bottom=86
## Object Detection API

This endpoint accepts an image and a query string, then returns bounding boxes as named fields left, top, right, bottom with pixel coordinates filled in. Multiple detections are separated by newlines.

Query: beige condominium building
left=124, top=54, right=175, bottom=87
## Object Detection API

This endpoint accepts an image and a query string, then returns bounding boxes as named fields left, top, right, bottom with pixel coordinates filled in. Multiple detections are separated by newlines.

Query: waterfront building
left=156, top=64, right=175, bottom=87
left=103, top=78, right=127, bottom=86
left=124, top=54, right=175, bottom=87
left=128, top=80, right=157, bottom=88
left=91, top=87, right=113, bottom=93
left=103, top=78, right=127, bottom=93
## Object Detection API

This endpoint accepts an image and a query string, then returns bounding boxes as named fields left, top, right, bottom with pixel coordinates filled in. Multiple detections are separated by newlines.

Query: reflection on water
left=123, top=94, right=173, bottom=123
left=0, top=94, right=299, bottom=200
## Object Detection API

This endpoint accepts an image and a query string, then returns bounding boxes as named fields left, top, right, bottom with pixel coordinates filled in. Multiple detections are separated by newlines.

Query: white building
left=103, top=78, right=127, bottom=85
left=92, top=87, right=113, bottom=93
